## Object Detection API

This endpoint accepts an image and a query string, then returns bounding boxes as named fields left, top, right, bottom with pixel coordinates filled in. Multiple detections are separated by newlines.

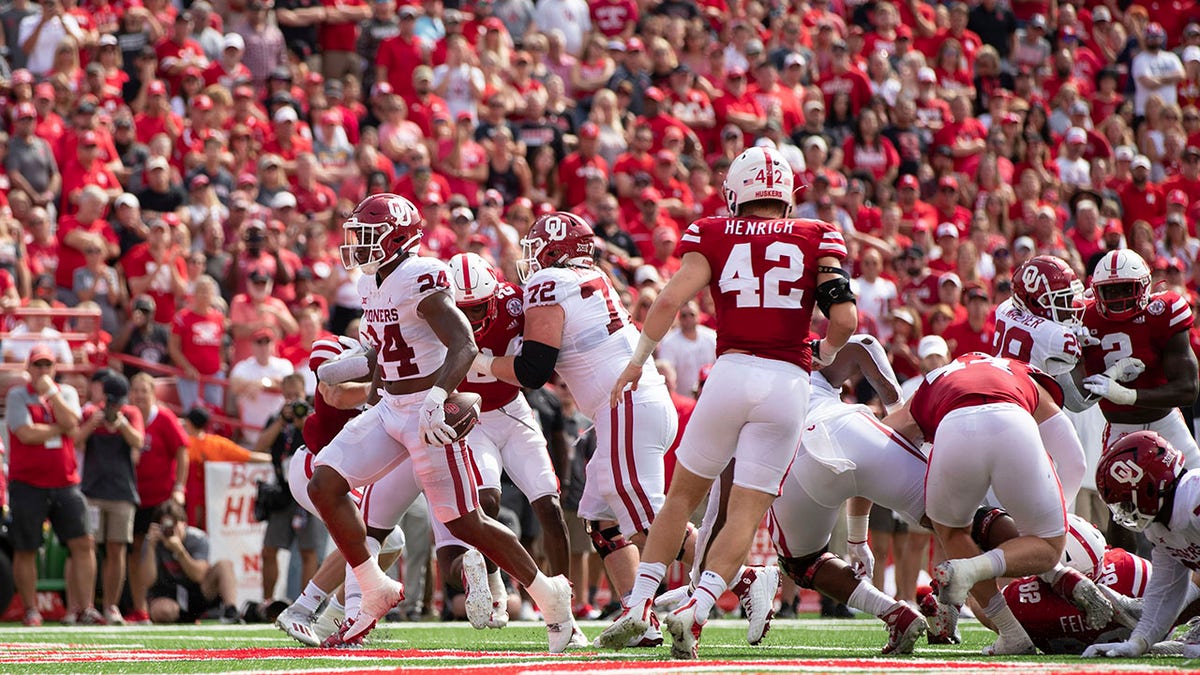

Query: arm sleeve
left=1130, top=545, right=1192, bottom=645
left=5, top=389, right=30, bottom=430
left=1053, top=368, right=1097, bottom=413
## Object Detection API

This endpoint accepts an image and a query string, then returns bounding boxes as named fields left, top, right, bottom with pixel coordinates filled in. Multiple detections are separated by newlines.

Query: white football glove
left=317, top=348, right=372, bottom=385
left=1081, top=636, right=1149, bottom=658
left=419, top=386, right=457, bottom=446
left=1103, top=357, right=1146, bottom=383
left=846, top=541, right=875, bottom=580
left=810, top=339, right=840, bottom=368
left=1082, top=374, right=1137, bottom=406
left=1071, top=324, right=1100, bottom=348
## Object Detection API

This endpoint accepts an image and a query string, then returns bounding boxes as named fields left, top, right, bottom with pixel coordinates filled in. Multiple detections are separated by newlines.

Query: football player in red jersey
left=441, top=252, right=573, bottom=632
left=596, top=146, right=857, bottom=659
left=1081, top=250, right=1200, bottom=468
left=307, top=194, right=575, bottom=652
left=1085, top=432, right=1200, bottom=658
left=887, top=353, right=1072, bottom=655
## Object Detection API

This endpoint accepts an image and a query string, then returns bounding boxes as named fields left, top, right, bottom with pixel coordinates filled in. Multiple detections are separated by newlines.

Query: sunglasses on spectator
left=254, top=337, right=272, bottom=345
left=31, top=360, right=53, bottom=368
left=85, top=247, right=101, bottom=254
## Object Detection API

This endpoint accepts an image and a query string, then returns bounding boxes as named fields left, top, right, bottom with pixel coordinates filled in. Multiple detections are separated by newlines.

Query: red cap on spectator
left=664, top=127, right=684, bottom=141
left=483, top=189, right=504, bottom=206
left=1169, top=189, right=1189, bottom=206
left=27, top=344, right=55, bottom=365
left=727, top=67, right=747, bottom=79
left=234, top=85, right=255, bottom=99
left=626, top=37, right=644, bottom=52
left=80, top=130, right=99, bottom=146
left=509, top=196, right=533, bottom=213
left=251, top=327, right=275, bottom=341
left=656, top=149, right=676, bottom=164
left=640, top=187, right=663, bottom=202
left=161, top=213, right=181, bottom=228
left=371, top=82, right=394, bottom=98
left=898, top=175, right=919, bottom=190
left=1104, top=219, right=1124, bottom=236
left=965, top=286, right=990, bottom=302
left=580, top=122, right=600, bottom=139
left=469, top=233, right=492, bottom=247
left=148, top=80, right=167, bottom=96
left=34, top=83, right=54, bottom=100
left=534, top=201, right=554, bottom=216
left=191, top=94, right=213, bottom=111
left=321, top=110, right=341, bottom=125
left=938, top=175, right=959, bottom=190
left=12, top=102, right=35, bottom=120
left=483, top=17, right=504, bottom=30
left=238, top=172, right=258, bottom=187
left=307, top=72, right=324, bottom=86
left=896, top=25, right=912, bottom=39
left=424, top=190, right=444, bottom=205
left=644, top=86, right=665, bottom=102
left=184, top=66, right=203, bottom=80
left=1002, top=112, right=1022, bottom=125
left=456, top=110, right=474, bottom=123
left=11, top=69, right=32, bottom=85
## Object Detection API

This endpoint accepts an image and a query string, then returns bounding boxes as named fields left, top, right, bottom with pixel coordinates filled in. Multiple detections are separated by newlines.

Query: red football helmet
left=1090, top=250, right=1152, bottom=321
left=1096, top=431, right=1184, bottom=532
left=517, top=211, right=595, bottom=282
left=1011, top=255, right=1085, bottom=326
left=340, top=193, right=422, bottom=274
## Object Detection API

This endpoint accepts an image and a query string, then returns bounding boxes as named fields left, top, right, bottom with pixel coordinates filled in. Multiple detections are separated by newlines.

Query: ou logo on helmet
left=1021, top=265, right=1044, bottom=294
left=543, top=216, right=568, bottom=241
left=1109, top=459, right=1145, bottom=486
left=386, top=196, right=413, bottom=225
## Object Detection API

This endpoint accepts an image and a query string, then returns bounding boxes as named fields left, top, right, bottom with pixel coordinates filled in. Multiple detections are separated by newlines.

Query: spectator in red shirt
left=842, top=108, right=899, bottom=184
left=1118, top=155, right=1166, bottom=226
left=169, top=275, right=226, bottom=412
left=122, top=220, right=188, bottom=326
left=318, top=0, right=370, bottom=79
left=202, top=34, right=254, bottom=89
left=942, top=285, right=995, bottom=357
left=56, top=186, right=119, bottom=295
left=713, top=67, right=766, bottom=137
left=155, top=12, right=207, bottom=97
left=817, top=39, right=871, bottom=116
left=59, top=131, right=121, bottom=214
left=377, top=5, right=426, bottom=99
left=557, top=122, right=609, bottom=210
left=1068, top=199, right=1106, bottom=267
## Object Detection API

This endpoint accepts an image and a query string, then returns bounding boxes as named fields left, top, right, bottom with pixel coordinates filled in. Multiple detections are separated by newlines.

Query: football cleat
left=931, top=560, right=973, bottom=608
left=1052, top=568, right=1114, bottom=630
left=321, top=617, right=366, bottom=649
left=567, top=622, right=590, bottom=648
left=653, top=586, right=691, bottom=615
left=628, top=612, right=663, bottom=648
left=487, top=569, right=509, bottom=629
left=982, top=630, right=1037, bottom=656
left=1179, top=616, right=1200, bottom=646
left=103, top=605, right=125, bottom=626
left=541, top=575, right=575, bottom=654
left=22, top=609, right=43, bottom=627
left=662, top=599, right=703, bottom=660
left=1098, top=585, right=1142, bottom=630
left=917, top=586, right=961, bottom=644
left=880, top=601, right=927, bottom=655
left=461, top=549, right=493, bottom=630
left=276, top=605, right=320, bottom=647
left=313, top=602, right=345, bottom=641
left=123, top=609, right=152, bottom=626
left=735, top=565, right=780, bottom=646
left=341, top=577, right=404, bottom=643
left=594, top=597, right=652, bottom=650
left=79, top=607, right=106, bottom=625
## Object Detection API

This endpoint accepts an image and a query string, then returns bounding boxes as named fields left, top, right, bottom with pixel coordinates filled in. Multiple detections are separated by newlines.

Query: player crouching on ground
left=886, top=353, right=1073, bottom=655
left=1085, top=431, right=1200, bottom=658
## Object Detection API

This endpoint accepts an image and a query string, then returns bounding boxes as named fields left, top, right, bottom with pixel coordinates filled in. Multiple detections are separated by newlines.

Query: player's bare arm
left=881, top=401, right=924, bottom=448
left=610, top=251, right=712, bottom=407
left=418, top=290, right=479, bottom=393
left=822, top=336, right=902, bottom=411
left=484, top=303, right=564, bottom=387
left=317, top=381, right=372, bottom=410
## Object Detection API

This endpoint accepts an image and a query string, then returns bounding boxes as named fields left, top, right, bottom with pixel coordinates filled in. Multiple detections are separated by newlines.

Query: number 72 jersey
left=677, top=215, right=847, bottom=372
left=523, top=266, right=664, bottom=416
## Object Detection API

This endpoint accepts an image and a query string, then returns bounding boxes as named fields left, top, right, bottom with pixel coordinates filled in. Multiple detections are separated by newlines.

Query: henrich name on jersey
left=721, top=220, right=797, bottom=237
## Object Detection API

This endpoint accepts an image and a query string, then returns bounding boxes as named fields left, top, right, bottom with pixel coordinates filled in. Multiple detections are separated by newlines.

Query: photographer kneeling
left=255, top=373, right=328, bottom=602
left=143, top=501, right=240, bottom=623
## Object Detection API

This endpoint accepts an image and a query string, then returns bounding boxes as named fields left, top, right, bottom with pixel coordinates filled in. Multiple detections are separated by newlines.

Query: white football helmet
left=1091, top=249, right=1151, bottom=320
left=1061, top=514, right=1106, bottom=577
left=723, top=146, right=795, bottom=216
left=449, top=252, right=500, bottom=333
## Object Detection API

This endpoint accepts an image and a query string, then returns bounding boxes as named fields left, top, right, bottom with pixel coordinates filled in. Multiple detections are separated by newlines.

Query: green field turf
left=2, top=617, right=1200, bottom=674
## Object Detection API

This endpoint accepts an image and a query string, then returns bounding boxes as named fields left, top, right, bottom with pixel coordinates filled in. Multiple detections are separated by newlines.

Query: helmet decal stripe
left=763, top=147, right=774, bottom=189
left=462, top=256, right=472, bottom=290
left=1111, top=253, right=1119, bottom=275
left=1068, top=526, right=1100, bottom=572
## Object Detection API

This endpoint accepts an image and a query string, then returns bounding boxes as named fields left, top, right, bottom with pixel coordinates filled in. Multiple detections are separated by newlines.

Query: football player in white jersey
left=306, top=194, right=575, bottom=652
left=472, top=211, right=687, bottom=648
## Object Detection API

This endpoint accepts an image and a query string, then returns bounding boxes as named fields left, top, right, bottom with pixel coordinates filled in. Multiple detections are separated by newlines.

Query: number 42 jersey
left=677, top=215, right=847, bottom=372
left=523, top=266, right=664, bottom=417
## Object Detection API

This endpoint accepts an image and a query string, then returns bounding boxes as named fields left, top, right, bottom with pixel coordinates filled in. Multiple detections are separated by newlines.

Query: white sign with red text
left=204, top=462, right=285, bottom=605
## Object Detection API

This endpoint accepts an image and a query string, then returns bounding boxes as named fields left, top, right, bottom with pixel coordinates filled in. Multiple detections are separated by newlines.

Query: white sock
left=960, top=548, right=1006, bottom=585
left=489, top=570, right=507, bottom=608
left=847, top=579, right=895, bottom=618
left=295, top=581, right=328, bottom=615
left=690, top=571, right=727, bottom=624
left=344, top=562, right=364, bottom=618
left=328, top=596, right=344, bottom=614
left=1038, top=562, right=1069, bottom=585
left=524, top=571, right=558, bottom=611
left=630, top=562, right=667, bottom=606
left=984, top=593, right=1028, bottom=640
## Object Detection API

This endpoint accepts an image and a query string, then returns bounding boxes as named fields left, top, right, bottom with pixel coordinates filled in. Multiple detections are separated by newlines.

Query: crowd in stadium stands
left=5, top=0, right=1200, bottom=628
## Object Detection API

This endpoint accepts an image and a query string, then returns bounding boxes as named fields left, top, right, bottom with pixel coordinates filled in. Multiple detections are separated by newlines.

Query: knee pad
left=972, top=507, right=1008, bottom=551
left=587, top=521, right=631, bottom=560
left=676, top=522, right=696, bottom=562
left=779, top=548, right=838, bottom=590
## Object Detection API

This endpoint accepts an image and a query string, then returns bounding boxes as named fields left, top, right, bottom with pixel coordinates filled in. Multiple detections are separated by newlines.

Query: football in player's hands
left=442, top=391, right=482, bottom=442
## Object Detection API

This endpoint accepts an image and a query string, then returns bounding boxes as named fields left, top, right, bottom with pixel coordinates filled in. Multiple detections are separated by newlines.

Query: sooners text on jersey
left=676, top=216, right=847, bottom=372
left=357, top=255, right=453, bottom=382
left=992, top=298, right=1082, bottom=376
left=909, top=353, right=1061, bottom=437
left=1005, top=548, right=1152, bottom=654
left=523, top=266, right=663, bottom=416
left=1082, top=290, right=1194, bottom=416
left=459, top=282, right=525, bottom=411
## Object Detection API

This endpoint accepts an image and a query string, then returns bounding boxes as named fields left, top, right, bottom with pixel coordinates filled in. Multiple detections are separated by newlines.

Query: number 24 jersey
left=356, top=255, right=453, bottom=382
left=676, top=215, right=847, bottom=372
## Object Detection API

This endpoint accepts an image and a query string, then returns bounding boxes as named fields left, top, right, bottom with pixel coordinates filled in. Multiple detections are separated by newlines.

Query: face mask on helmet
left=459, top=297, right=497, bottom=334
left=1043, top=280, right=1086, bottom=325
left=341, top=220, right=391, bottom=275
left=1095, top=281, right=1142, bottom=318
left=1107, top=500, right=1156, bottom=532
